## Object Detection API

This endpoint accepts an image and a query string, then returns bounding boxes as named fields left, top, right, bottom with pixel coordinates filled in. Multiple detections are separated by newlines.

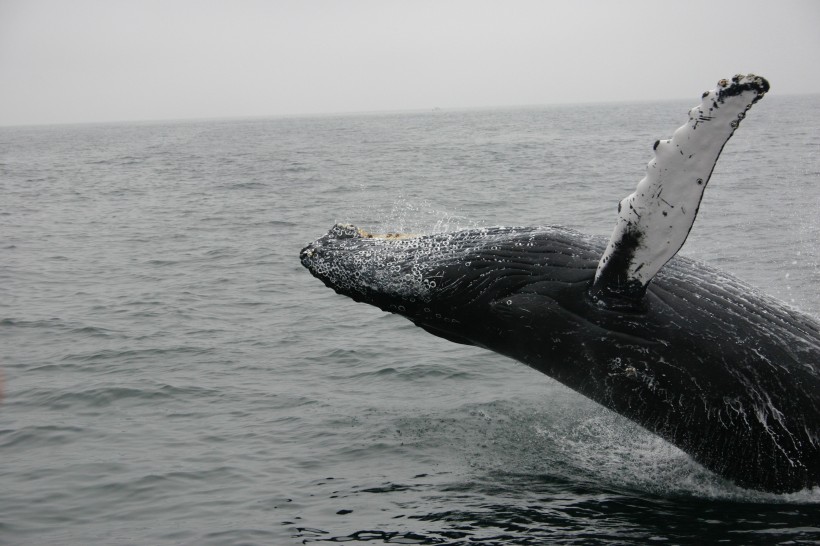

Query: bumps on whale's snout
left=328, top=223, right=367, bottom=240
left=301, top=224, right=368, bottom=265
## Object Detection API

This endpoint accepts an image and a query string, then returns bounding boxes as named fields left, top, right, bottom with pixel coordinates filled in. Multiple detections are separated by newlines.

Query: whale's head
left=300, top=223, right=603, bottom=346
left=300, top=223, right=453, bottom=318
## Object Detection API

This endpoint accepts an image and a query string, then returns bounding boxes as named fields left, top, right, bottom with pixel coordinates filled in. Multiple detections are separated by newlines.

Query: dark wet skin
left=302, top=224, right=820, bottom=493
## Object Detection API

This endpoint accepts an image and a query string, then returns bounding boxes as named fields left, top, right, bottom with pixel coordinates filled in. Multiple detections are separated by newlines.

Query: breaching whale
left=300, top=75, right=820, bottom=493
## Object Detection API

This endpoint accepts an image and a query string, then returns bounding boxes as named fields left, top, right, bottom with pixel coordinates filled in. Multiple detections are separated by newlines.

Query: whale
left=300, top=75, right=820, bottom=493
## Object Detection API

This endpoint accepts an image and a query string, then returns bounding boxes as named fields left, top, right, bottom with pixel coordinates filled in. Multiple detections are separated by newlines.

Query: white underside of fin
left=592, top=74, right=769, bottom=300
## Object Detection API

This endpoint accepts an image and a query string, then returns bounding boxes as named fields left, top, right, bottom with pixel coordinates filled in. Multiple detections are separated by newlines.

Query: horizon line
left=1, top=90, right=816, bottom=130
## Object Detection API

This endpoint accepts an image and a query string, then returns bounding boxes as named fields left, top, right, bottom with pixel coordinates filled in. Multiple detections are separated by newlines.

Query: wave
left=59, top=345, right=212, bottom=365
left=1, top=317, right=116, bottom=338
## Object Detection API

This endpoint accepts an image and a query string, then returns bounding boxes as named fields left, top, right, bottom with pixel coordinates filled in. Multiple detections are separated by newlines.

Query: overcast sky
left=1, top=0, right=819, bottom=126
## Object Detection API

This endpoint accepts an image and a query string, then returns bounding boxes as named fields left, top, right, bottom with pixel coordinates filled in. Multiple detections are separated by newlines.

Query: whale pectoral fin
left=591, top=74, right=769, bottom=305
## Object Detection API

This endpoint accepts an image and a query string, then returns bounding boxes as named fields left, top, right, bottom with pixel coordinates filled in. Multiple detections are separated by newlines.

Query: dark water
left=2, top=95, right=819, bottom=545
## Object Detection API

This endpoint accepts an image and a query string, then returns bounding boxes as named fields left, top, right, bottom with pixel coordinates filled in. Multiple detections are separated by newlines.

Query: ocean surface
left=2, top=94, right=819, bottom=545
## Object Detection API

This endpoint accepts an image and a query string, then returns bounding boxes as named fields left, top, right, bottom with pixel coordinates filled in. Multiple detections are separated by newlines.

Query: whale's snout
left=300, top=223, right=433, bottom=312
left=300, top=223, right=364, bottom=272
left=301, top=222, right=472, bottom=319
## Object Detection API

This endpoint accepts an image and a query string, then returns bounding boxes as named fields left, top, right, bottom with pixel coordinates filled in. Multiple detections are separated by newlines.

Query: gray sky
left=2, top=0, right=819, bottom=126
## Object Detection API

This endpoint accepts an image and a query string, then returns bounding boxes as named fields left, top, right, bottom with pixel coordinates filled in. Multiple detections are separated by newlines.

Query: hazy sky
left=2, top=0, right=819, bottom=126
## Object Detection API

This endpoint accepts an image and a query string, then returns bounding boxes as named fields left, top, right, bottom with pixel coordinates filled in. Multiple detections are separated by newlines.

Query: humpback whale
left=300, top=75, right=820, bottom=493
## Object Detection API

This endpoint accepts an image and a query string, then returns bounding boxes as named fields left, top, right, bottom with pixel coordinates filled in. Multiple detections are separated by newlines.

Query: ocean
left=1, top=94, right=819, bottom=544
